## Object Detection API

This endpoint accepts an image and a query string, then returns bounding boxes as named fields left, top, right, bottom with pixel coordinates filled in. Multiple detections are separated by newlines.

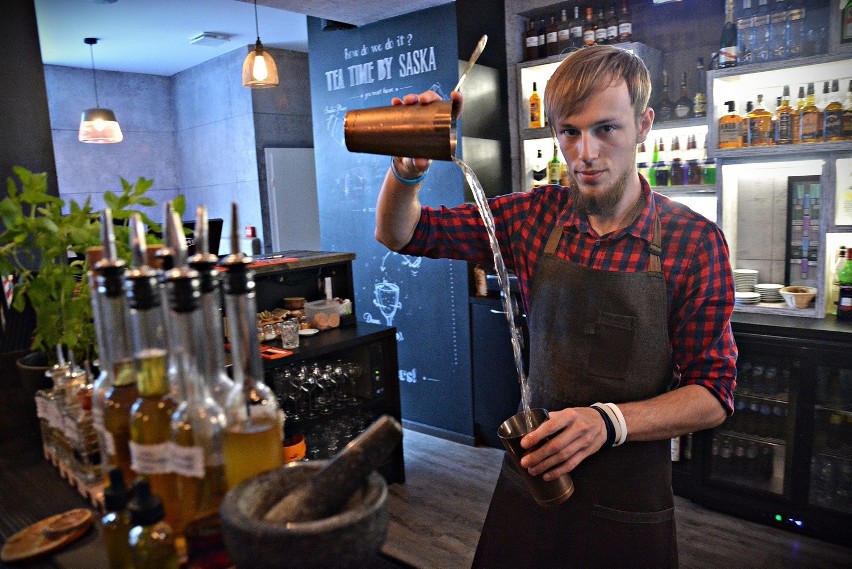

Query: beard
left=567, top=164, right=632, bottom=217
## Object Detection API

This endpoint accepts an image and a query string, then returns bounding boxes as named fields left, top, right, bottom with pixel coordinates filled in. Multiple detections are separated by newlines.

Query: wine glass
left=346, top=361, right=363, bottom=406
left=332, top=359, right=351, bottom=405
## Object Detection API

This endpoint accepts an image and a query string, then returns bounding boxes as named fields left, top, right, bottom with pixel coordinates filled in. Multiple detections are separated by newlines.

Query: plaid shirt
left=401, top=176, right=737, bottom=414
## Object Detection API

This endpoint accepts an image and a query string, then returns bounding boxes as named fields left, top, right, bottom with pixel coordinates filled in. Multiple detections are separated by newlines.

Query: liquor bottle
left=670, top=136, right=684, bottom=186
left=692, top=58, right=707, bottom=118
left=583, top=7, right=596, bottom=46
left=774, top=85, right=794, bottom=144
left=556, top=8, right=572, bottom=54
left=747, top=94, right=772, bottom=146
left=837, top=256, right=852, bottom=321
left=90, top=210, right=137, bottom=486
left=163, top=212, right=230, bottom=568
left=674, top=72, right=693, bottom=119
left=188, top=206, right=234, bottom=409
left=618, top=0, right=632, bottom=43
left=220, top=203, right=284, bottom=490
left=648, top=138, right=659, bottom=186
left=538, top=19, right=547, bottom=58
left=743, top=100, right=754, bottom=146
left=126, top=213, right=182, bottom=536
left=768, top=0, right=787, bottom=61
left=752, top=0, right=770, bottom=63
left=128, top=479, right=180, bottom=569
left=547, top=143, right=561, bottom=185
left=524, top=20, right=539, bottom=61
left=545, top=15, right=560, bottom=57
left=792, top=85, right=805, bottom=143
left=606, top=5, right=619, bottom=45
left=830, top=246, right=847, bottom=315
left=819, top=80, right=830, bottom=136
left=595, top=8, right=608, bottom=45
left=719, top=0, right=738, bottom=68
left=529, top=82, right=542, bottom=129
left=800, top=82, right=822, bottom=143
left=844, top=79, right=852, bottom=140
left=785, top=0, right=806, bottom=58
left=531, top=149, right=547, bottom=186
left=102, top=467, right=133, bottom=569
left=737, top=0, right=755, bottom=65
left=823, top=79, right=844, bottom=142
left=718, top=100, right=743, bottom=149
left=570, top=5, right=584, bottom=49
left=656, top=70, right=674, bottom=122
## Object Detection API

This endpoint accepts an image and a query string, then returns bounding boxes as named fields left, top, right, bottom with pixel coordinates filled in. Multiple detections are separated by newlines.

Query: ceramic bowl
left=779, top=286, right=817, bottom=309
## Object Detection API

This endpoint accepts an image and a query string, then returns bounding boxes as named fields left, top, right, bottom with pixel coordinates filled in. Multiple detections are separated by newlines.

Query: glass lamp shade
left=79, top=108, right=123, bottom=143
left=242, top=40, right=279, bottom=88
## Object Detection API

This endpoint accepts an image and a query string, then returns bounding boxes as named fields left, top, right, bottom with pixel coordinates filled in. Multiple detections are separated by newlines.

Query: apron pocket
left=587, top=311, right=636, bottom=380
left=587, top=504, right=678, bottom=568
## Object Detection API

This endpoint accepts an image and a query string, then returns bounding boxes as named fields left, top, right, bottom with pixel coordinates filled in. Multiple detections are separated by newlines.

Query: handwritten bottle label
left=170, top=444, right=205, bottom=478
left=129, top=441, right=172, bottom=474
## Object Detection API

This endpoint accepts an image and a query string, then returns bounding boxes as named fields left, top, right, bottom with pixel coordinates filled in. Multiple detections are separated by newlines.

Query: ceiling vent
left=189, top=32, right=233, bottom=47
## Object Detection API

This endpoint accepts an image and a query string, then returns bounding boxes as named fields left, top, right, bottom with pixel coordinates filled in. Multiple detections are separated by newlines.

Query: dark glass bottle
left=606, top=5, right=619, bottom=45
left=618, top=0, right=633, bottom=42
left=675, top=72, right=693, bottom=119
left=656, top=70, right=674, bottom=122
left=692, top=58, right=707, bottom=118
left=719, top=0, right=739, bottom=68
left=524, top=20, right=539, bottom=61
left=570, top=5, right=584, bottom=49
left=545, top=15, right=560, bottom=57
left=595, top=8, right=608, bottom=45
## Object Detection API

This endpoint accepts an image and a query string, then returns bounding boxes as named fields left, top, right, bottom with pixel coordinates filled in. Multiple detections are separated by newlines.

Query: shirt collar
left=563, top=173, right=655, bottom=244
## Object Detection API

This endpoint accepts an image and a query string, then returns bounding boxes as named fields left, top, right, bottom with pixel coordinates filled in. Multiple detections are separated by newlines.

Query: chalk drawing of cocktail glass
left=374, top=280, right=402, bottom=326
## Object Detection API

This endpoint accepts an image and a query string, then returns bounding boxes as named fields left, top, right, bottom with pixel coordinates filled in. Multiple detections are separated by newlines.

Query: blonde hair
left=544, top=45, right=652, bottom=128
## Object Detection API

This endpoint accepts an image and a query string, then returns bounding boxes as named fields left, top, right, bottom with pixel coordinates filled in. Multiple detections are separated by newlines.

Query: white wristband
left=603, top=402, right=628, bottom=446
left=592, top=402, right=621, bottom=447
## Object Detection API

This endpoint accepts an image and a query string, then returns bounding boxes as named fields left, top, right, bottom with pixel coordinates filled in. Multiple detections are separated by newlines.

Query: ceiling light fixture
left=78, top=37, right=123, bottom=143
left=242, top=0, right=279, bottom=88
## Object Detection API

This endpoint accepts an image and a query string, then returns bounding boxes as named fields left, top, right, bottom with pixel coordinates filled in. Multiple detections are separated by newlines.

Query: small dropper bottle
left=220, top=202, right=284, bottom=489
left=128, top=479, right=179, bottom=569
left=102, top=467, right=133, bottom=569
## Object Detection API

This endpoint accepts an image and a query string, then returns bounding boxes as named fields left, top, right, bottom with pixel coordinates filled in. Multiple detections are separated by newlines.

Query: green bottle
left=128, top=479, right=179, bottom=569
left=102, top=468, right=133, bottom=569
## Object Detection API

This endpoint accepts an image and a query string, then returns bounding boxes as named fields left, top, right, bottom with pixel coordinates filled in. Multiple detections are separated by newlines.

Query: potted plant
left=0, top=166, right=168, bottom=419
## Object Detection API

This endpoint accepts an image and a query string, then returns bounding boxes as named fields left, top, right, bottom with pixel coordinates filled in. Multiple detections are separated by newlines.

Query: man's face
left=554, top=80, right=653, bottom=217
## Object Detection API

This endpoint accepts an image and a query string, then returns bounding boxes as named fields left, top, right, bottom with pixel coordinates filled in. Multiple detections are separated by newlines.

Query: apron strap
left=544, top=202, right=662, bottom=271
left=648, top=214, right=662, bottom=273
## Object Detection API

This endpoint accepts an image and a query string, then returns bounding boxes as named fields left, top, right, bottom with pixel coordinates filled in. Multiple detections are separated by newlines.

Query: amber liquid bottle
left=718, top=100, right=743, bottom=149
left=792, top=85, right=805, bottom=144
left=529, top=82, right=542, bottom=129
left=824, top=79, right=845, bottom=141
left=775, top=86, right=794, bottom=144
left=800, top=82, right=822, bottom=143
left=747, top=94, right=773, bottom=146
left=125, top=215, right=182, bottom=537
left=221, top=203, right=284, bottom=490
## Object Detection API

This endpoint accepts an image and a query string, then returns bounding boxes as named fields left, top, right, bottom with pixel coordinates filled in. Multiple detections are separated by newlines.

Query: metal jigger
left=499, top=408, right=575, bottom=506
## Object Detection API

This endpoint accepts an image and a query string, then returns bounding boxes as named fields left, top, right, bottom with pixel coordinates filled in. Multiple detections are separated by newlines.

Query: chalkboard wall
left=307, top=4, right=474, bottom=440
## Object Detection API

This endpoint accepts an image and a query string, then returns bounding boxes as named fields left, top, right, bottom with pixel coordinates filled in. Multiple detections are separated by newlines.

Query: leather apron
left=472, top=206, right=678, bottom=569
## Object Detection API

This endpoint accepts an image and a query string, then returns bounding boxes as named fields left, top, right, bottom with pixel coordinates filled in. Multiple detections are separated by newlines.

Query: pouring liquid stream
left=454, top=158, right=533, bottom=432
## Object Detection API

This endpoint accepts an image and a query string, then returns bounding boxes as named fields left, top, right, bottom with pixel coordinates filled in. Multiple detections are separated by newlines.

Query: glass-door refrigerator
left=674, top=331, right=851, bottom=547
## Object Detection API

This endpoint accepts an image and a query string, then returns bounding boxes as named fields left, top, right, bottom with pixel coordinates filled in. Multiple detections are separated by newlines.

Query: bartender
left=374, top=45, right=736, bottom=568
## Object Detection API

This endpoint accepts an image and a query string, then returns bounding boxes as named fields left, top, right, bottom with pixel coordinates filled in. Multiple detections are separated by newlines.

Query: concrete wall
left=42, top=46, right=312, bottom=248
left=44, top=65, right=179, bottom=220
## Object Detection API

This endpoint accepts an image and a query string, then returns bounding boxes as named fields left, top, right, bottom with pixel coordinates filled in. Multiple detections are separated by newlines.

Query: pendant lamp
left=78, top=37, right=123, bottom=143
left=242, top=0, right=279, bottom=88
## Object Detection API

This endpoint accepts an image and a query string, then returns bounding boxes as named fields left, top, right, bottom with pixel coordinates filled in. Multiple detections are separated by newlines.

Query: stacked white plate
left=754, top=283, right=784, bottom=303
left=735, top=292, right=760, bottom=305
left=733, top=269, right=759, bottom=292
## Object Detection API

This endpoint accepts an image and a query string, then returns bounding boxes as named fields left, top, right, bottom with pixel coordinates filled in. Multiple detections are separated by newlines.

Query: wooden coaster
left=0, top=508, right=93, bottom=563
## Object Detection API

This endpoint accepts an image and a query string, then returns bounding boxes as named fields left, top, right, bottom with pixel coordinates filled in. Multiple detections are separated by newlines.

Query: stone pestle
left=263, top=415, right=402, bottom=524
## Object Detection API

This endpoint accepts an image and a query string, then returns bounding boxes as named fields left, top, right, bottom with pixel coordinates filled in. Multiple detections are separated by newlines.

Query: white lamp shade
left=79, top=108, right=123, bottom=143
left=242, top=41, right=279, bottom=88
